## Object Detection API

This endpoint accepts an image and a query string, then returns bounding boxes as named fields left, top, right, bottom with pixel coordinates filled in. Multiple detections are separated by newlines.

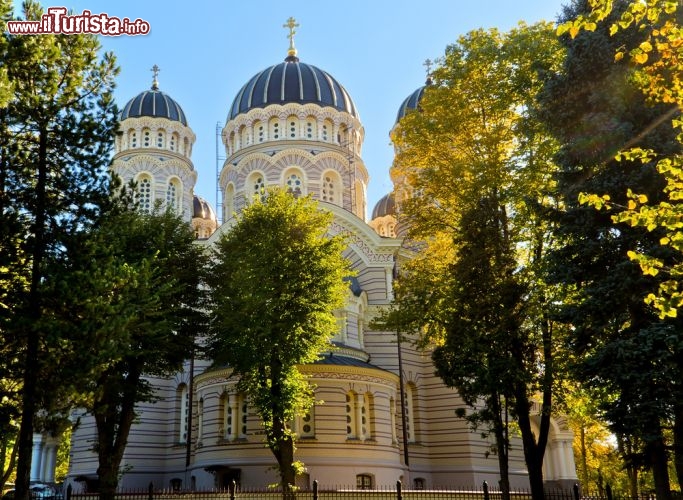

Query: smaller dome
left=192, top=195, right=217, bottom=222
left=395, top=78, right=432, bottom=124
left=120, top=88, right=188, bottom=126
left=371, top=193, right=396, bottom=220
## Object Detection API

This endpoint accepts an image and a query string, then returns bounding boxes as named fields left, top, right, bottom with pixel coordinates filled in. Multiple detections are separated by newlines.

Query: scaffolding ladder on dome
left=215, top=122, right=225, bottom=225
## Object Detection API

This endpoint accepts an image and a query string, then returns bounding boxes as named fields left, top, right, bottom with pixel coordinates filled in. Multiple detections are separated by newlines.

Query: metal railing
left=66, top=481, right=658, bottom=500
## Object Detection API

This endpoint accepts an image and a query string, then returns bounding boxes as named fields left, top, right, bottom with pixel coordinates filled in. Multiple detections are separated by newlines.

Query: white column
left=562, top=438, right=577, bottom=479
left=557, top=440, right=569, bottom=479
left=30, top=433, right=43, bottom=481
left=41, top=442, right=57, bottom=483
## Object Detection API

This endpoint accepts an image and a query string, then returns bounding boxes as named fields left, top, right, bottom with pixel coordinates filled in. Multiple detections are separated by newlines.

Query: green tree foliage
left=0, top=2, right=119, bottom=499
left=539, top=2, right=683, bottom=498
left=388, top=23, right=565, bottom=500
left=63, top=204, right=207, bottom=500
left=207, top=189, right=349, bottom=494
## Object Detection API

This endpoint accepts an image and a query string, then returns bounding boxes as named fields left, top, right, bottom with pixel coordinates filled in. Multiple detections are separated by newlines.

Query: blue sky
left=19, top=0, right=569, bottom=217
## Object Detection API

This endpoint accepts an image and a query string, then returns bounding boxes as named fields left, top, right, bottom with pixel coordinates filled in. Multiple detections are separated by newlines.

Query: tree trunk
left=511, top=316, right=552, bottom=500
left=674, top=397, right=683, bottom=489
left=516, top=398, right=548, bottom=500
left=96, top=462, right=119, bottom=500
left=645, top=429, right=671, bottom=500
left=1, top=436, right=18, bottom=490
left=270, top=415, right=297, bottom=500
left=16, top=125, right=48, bottom=500
left=95, top=368, right=141, bottom=500
left=490, top=394, right=510, bottom=500
left=580, top=425, right=589, bottom=488
left=617, top=434, right=639, bottom=500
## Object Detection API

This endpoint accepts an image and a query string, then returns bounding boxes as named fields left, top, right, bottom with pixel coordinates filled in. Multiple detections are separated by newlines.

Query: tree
left=207, top=189, right=349, bottom=495
left=62, top=204, right=207, bottom=500
left=388, top=23, right=565, bottom=500
left=559, top=0, right=683, bottom=496
left=0, top=3, right=119, bottom=499
left=538, top=2, right=683, bottom=499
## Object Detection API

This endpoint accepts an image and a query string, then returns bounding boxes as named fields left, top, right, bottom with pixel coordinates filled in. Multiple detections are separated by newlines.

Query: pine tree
left=0, top=2, right=119, bottom=499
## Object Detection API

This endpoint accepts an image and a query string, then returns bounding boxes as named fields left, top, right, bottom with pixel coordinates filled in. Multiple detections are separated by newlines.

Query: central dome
left=228, top=58, right=359, bottom=121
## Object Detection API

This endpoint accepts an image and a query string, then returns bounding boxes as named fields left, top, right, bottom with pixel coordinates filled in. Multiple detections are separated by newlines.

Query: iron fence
left=66, top=482, right=661, bottom=500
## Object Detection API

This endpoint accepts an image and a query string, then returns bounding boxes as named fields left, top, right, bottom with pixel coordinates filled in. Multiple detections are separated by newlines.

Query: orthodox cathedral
left=47, top=21, right=578, bottom=492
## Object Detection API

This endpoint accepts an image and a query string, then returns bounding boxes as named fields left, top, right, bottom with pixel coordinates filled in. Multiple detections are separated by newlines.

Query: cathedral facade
left=62, top=27, right=577, bottom=492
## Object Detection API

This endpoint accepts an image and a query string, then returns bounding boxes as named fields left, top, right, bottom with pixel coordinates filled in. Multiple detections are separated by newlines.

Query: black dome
left=395, top=85, right=427, bottom=124
left=371, top=193, right=396, bottom=219
left=120, top=89, right=188, bottom=126
left=228, top=59, right=358, bottom=121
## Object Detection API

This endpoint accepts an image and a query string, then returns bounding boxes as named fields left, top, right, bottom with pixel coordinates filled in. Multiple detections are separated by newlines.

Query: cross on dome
left=423, top=58, right=434, bottom=85
left=283, top=17, right=299, bottom=59
left=151, top=64, right=160, bottom=90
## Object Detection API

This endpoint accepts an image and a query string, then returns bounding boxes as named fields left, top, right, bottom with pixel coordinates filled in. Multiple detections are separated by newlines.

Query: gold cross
left=151, top=64, right=160, bottom=90
left=283, top=17, right=299, bottom=57
left=423, top=59, right=433, bottom=75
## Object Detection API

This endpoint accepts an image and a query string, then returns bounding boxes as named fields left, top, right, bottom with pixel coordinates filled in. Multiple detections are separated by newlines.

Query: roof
left=228, top=58, right=358, bottom=121
left=120, top=88, right=188, bottom=126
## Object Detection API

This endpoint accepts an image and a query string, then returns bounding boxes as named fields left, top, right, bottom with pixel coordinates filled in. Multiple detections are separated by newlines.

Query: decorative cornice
left=193, top=362, right=399, bottom=391
left=118, top=116, right=196, bottom=143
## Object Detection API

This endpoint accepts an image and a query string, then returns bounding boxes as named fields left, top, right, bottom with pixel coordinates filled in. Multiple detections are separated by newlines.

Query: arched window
left=136, top=175, right=153, bottom=213
left=129, top=129, right=137, bottom=148
left=239, top=395, right=248, bottom=438
left=197, top=398, right=204, bottom=442
left=225, top=184, right=235, bottom=219
left=178, top=384, right=189, bottom=444
left=356, top=474, right=373, bottom=490
left=248, top=173, right=266, bottom=203
left=157, top=130, right=165, bottom=148
left=230, top=132, right=237, bottom=154
left=333, top=311, right=347, bottom=343
left=346, top=391, right=358, bottom=439
left=142, top=128, right=151, bottom=147
left=287, top=115, right=298, bottom=139
left=285, top=172, right=303, bottom=197
left=169, top=133, right=177, bottom=152
left=361, top=392, right=373, bottom=440
left=390, top=398, right=397, bottom=443
left=405, top=383, right=417, bottom=443
left=294, top=407, right=315, bottom=439
left=354, top=180, right=366, bottom=219
left=269, top=118, right=280, bottom=140
left=305, top=117, right=317, bottom=139
left=221, top=392, right=248, bottom=441
left=322, top=119, right=333, bottom=142
left=166, top=178, right=181, bottom=213
left=254, top=120, right=265, bottom=143
left=321, top=171, right=341, bottom=205
left=239, top=125, right=249, bottom=148
left=357, top=307, right=365, bottom=348
left=339, top=124, right=349, bottom=146
left=170, top=479, right=182, bottom=492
